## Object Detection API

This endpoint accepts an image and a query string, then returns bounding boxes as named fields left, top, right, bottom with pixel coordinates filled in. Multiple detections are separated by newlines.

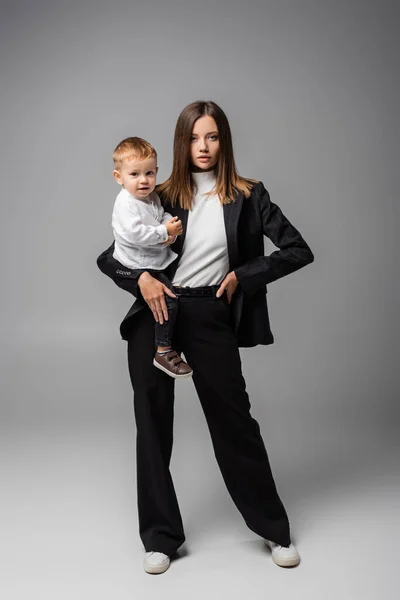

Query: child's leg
left=149, top=271, right=193, bottom=379
left=154, top=293, right=178, bottom=350
left=149, top=271, right=178, bottom=350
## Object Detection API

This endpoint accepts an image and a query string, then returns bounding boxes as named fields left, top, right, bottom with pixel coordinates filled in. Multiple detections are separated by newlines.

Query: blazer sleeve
left=234, top=183, right=314, bottom=297
left=96, top=242, right=146, bottom=299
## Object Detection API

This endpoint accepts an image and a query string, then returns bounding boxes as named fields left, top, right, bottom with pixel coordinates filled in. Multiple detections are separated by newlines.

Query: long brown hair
left=157, top=101, right=257, bottom=209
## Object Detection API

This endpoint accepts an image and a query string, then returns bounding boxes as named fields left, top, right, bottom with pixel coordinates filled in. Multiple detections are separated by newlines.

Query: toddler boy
left=111, top=137, right=193, bottom=379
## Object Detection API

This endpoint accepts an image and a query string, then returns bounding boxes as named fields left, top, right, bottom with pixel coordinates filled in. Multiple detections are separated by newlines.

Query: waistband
left=173, top=285, right=221, bottom=298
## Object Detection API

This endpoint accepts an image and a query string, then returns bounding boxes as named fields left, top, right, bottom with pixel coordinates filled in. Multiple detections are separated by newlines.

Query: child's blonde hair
left=113, top=137, right=157, bottom=169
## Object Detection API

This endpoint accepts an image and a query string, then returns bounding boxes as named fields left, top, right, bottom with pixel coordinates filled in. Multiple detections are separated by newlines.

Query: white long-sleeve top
left=172, top=170, right=229, bottom=287
left=112, top=188, right=178, bottom=270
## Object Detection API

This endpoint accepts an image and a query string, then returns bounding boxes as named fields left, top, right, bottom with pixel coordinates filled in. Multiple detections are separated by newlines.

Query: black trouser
left=127, top=292, right=291, bottom=555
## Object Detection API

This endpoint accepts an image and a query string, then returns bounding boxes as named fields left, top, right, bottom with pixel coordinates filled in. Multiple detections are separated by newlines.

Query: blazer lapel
left=223, top=193, right=245, bottom=333
left=223, top=192, right=244, bottom=269
left=170, top=204, right=188, bottom=256
left=165, top=204, right=188, bottom=280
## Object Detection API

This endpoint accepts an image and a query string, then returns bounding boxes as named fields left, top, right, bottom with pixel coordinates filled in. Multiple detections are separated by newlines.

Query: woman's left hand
left=216, top=271, right=239, bottom=304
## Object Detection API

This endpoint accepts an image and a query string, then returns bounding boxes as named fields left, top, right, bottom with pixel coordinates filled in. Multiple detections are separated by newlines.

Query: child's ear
left=113, top=169, right=123, bottom=185
left=156, top=166, right=159, bottom=173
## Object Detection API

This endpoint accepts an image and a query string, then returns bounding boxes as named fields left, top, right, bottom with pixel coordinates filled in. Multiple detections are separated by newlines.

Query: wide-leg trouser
left=127, top=294, right=291, bottom=555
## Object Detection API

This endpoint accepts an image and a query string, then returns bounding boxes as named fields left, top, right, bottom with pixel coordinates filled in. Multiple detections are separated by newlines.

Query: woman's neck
left=190, top=165, right=215, bottom=173
left=191, top=169, right=216, bottom=182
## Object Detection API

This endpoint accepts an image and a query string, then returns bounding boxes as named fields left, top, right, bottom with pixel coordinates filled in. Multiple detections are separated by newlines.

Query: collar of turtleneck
left=191, top=169, right=216, bottom=189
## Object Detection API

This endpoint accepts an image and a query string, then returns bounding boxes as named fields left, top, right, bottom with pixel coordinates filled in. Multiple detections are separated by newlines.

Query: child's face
left=113, top=156, right=158, bottom=199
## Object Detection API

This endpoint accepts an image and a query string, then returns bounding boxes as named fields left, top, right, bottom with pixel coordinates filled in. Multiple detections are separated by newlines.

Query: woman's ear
left=113, top=169, right=123, bottom=185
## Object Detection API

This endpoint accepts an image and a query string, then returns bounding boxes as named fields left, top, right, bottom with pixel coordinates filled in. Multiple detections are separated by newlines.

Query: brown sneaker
left=153, top=350, right=193, bottom=379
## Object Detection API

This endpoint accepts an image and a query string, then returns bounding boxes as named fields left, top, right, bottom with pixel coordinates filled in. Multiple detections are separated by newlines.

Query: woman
left=97, top=100, right=314, bottom=574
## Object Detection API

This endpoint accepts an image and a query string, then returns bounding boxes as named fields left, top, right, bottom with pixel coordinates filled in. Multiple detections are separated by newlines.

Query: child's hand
left=165, top=216, right=183, bottom=237
left=161, top=234, right=176, bottom=246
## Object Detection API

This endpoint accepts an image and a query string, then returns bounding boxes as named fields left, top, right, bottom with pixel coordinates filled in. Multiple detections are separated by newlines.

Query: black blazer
left=97, top=181, right=314, bottom=347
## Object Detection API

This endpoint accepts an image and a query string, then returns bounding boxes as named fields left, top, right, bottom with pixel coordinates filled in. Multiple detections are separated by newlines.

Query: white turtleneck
left=172, top=170, right=230, bottom=287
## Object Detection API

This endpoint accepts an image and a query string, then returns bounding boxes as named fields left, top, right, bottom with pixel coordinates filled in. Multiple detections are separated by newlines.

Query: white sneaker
left=143, top=551, right=170, bottom=574
left=264, top=539, right=300, bottom=567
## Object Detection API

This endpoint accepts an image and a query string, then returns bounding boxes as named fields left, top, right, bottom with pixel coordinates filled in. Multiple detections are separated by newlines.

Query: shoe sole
left=143, top=559, right=170, bottom=574
left=153, top=359, right=193, bottom=379
left=264, top=541, right=300, bottom=568
left=272, top=555, right=300, bottom=568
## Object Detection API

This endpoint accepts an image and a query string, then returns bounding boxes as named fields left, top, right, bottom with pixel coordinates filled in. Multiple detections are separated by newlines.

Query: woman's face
left=189, top=115, right=220, bottom=171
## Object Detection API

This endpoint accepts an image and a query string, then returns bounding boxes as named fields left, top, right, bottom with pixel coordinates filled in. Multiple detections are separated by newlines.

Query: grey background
left=1, top=0, right=399, bottom=598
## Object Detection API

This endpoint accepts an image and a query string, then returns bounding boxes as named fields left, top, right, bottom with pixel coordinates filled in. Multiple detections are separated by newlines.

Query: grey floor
left=2, top=342, right=399, bottom=599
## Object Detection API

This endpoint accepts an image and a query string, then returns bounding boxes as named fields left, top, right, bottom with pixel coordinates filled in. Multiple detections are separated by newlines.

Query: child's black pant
left=103, top=264, right=177, bottom=347
left=145, top=270, right=178, bottom=348
left=96, top=247, right=178, bottom=347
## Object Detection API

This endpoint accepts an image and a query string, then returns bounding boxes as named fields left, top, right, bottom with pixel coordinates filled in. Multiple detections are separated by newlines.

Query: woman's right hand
left=138, top=272, right=176, bottom=324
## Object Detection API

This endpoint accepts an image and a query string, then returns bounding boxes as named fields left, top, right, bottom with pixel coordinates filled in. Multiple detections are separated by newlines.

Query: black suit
left=97, top=181, right=314, bottom=345
left=97, top=181, right=314, bottom=555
